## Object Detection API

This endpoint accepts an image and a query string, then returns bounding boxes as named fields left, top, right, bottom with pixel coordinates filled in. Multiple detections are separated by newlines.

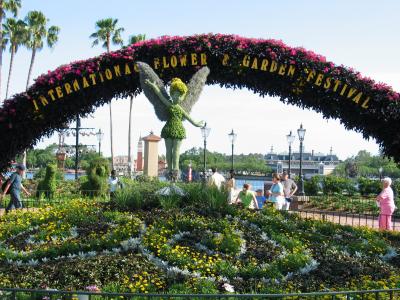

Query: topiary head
left=170, top=78, right=188, bottom=103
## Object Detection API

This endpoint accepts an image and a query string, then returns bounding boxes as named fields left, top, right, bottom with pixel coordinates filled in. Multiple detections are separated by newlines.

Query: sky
left=3, top=0, right=400, bottom=160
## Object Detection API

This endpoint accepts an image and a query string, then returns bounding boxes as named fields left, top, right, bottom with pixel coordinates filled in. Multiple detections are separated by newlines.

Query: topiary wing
left=137, top=62, right=170, bottom=121
left=181, top=66, right=210, bottom=114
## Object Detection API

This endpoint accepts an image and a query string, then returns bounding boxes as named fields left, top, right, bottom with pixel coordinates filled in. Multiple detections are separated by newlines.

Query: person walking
left=280, top=171, right=298, bottom=211
left=235, top=183, right=259, bottom=209
left=376, top=177, right=396, bottom=230
left=267, top=173, right=285, bottom=210
left=208, top=167, right=225, bottom=190
left=2, top=164, right=31, bottom=213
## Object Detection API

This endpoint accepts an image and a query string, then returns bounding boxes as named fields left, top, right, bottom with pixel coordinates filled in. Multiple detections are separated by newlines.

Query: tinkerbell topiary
left=137, top=62, right=210, bottom=180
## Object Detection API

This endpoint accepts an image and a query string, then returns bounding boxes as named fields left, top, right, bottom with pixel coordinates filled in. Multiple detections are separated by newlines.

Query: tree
left=126, top=34, right=145, bottom=177
left=0, top=0, right=21, bottom=100
left=3, top=18, right=27, bottom=98
left=25, top=10, right=60, bottom=89
left=90, top=18, right=124, bottom=171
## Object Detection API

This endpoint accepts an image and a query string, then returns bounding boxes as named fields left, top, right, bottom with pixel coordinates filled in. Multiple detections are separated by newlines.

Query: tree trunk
left=127, top=96, right=133, bottom=177
left=106, top=39, right=114, bottom=170
left=5, top=44, right=15, bottom=99
left=26, top=47, right=36, bottom=90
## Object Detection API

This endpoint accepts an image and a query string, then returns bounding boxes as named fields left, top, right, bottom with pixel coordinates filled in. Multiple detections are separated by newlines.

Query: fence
left=0, top=287, right=400, bottom=300
left=291, top=209, right=400, bottom=231
left=300, top=195, right=400, bottom=216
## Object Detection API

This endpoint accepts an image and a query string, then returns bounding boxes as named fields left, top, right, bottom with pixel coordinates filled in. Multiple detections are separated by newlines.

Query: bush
left=304, top=175, right=322, bottom=195
left=358, top=177, right=381, bottom=196
left=36, top=164, right=58, bottom=199
left=323, top=176, right=356, bottom=195
left=80, top=158, right=110, bottom=197
left=113, top=180, right=167, bottom=210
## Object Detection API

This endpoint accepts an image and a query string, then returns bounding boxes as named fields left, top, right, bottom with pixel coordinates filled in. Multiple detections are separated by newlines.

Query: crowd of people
left=208, top=167, right=298, bottom=211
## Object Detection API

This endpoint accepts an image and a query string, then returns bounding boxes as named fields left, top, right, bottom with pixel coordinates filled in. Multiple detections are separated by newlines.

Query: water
left=25, top=172, right=84, bottom=180
left=235, top=179, right=266, bottom=191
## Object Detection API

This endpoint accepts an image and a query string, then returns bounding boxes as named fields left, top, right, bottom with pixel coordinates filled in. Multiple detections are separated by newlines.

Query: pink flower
left=290, top=49, right=297, bottom=56
left=75, top=70, right=81, bottom=76
left=323, top=67, right=329, bottom=73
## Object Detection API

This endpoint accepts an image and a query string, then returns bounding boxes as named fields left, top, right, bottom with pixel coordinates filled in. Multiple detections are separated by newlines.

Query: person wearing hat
left=280, top=171, right=297, bottom=211
left=2, top=164, right=30, bottom=213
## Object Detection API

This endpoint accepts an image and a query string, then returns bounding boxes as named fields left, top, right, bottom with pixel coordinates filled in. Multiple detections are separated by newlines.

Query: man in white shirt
left=109, top=170, right=121, bottom=200
left=208, top=167, right=226, bottom=190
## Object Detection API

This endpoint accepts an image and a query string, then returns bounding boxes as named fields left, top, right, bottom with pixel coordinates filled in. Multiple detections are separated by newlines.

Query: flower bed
left=1, top=200, right=400, bottom=294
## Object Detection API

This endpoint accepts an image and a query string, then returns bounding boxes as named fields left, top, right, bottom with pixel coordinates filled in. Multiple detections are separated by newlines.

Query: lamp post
left=96, top=129, right=104, bottom=156
left=228, top=129, right=237, bottom=171
left=297, top=124, right=306, bottom=196
left=201, top=124, right=211, bottom=182
left=286, top=131, right=295, bottom=178
left=379, top=167, right=383, bottom=180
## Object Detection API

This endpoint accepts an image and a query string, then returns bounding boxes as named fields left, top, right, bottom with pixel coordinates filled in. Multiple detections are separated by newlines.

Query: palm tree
left=0, top=0, right=21, bottom=100
left=126, top=34, right=145, bottom=177
left=3, top=18, right=27, bottom=98
left=23, top=10, right=59, bottom=173
left=25, top=10, right=60, bottom=90
left=90, top=18, right=124, bottom=171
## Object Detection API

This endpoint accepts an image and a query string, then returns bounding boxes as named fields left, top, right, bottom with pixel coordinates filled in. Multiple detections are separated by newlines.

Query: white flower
left=78, top=251, right=87, bottom=258
left=41, top=257, right=49, bottom=263
left=112, top=248, right=121, bottom=253
left=381, top=247, right=398, bottom=261
left=27, top=259, right=39, bottom=266
left=222, top=283, right=235, bottom=292
left=87, top=251, right=97, bottom=257
left=15, top=260, right=23, bottom=266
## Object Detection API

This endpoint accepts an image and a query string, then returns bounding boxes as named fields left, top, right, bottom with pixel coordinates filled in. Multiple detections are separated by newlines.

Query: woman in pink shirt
left=376, top=177, right=396, bottom=230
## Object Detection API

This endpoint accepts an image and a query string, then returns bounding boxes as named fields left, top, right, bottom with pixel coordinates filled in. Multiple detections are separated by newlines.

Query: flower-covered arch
left=1, top=33, right=400, bottom=171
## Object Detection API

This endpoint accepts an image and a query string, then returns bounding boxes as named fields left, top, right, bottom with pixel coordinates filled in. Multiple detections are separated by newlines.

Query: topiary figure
left=80, top=157, right=110, bottom=198
left=36, top=164, right=58, bottom=200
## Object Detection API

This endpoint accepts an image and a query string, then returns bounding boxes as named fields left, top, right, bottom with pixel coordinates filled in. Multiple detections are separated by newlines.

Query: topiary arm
left=145, top=79, right=172, bottom=108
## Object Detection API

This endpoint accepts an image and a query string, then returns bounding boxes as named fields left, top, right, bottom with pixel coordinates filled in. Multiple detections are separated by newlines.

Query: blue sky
left=3, top=0, right=400, bottom=159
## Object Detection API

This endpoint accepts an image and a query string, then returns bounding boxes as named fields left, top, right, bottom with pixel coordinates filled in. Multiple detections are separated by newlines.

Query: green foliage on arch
left=1, top=34, right=400, bottom=171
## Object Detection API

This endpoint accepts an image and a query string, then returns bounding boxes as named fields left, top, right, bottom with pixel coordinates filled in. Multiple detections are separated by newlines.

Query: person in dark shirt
left=2, top=164, right=31, bottom=213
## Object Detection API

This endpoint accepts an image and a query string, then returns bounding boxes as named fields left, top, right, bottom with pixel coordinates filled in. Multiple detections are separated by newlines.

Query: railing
left=291, top=209, right=400, bottom=231
left=0, top=287, right=399, bottom=299
left=300, top=195, right=400, bottom=217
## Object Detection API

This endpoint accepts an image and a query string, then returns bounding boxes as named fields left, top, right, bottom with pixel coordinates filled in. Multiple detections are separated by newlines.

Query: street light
left=228, top=129, right=237, bottom=171
left=379, top=167, right=383, bottom=180
left=286, top=131, right=295, bottom=178
left=96, top=129, right=104, bottom=156
left=297, top=124, right=306, bottom=196
left=201, top=124, right=211, bottom=182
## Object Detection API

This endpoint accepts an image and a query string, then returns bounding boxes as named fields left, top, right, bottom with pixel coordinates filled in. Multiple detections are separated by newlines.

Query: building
left=136, top=136, right=143, bottom=172
left=113, top=155, right=129, bottom=175
left=265, top=146, right=340, bottom=178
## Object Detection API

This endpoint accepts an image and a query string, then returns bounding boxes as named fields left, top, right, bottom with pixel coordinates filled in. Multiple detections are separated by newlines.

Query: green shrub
left=323, top=176, right=356, bottom=195
left=358, top=177, right=381, bottom=195
left=36, top=164, right=58, bottom=199
left=304, top=175, right=322, bottom=195
left=80, top=158, right=110, bottom=197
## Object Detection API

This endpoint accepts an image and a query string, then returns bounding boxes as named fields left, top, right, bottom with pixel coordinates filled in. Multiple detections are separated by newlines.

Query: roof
left=143, top=132, right=161, bottom=142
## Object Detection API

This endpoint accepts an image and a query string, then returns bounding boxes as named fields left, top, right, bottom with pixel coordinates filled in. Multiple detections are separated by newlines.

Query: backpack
left=1, top=178, right=10, bottom=194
